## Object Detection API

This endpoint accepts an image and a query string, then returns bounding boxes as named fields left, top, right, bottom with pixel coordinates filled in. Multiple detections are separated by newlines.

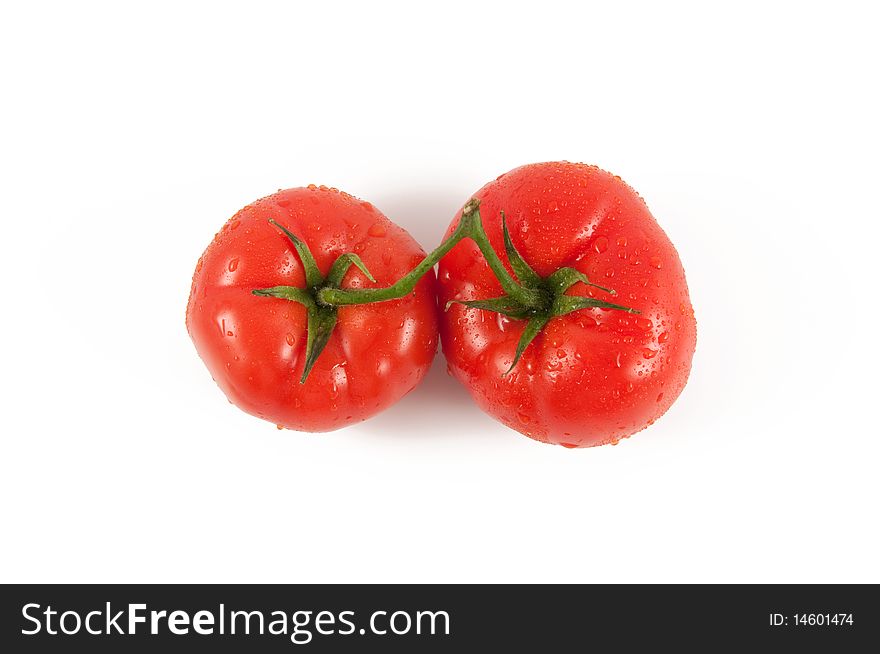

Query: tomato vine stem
left=316, top=199, right=543, bottom=309
left=254, top=198, right=638, bottom=381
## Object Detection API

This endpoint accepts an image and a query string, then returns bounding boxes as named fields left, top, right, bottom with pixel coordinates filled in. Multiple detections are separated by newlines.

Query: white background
left=2, top=1, right=878, bottom=583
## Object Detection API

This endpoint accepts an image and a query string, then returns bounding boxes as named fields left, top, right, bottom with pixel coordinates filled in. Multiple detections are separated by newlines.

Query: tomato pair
left=186, top=163, right=697, bottom=447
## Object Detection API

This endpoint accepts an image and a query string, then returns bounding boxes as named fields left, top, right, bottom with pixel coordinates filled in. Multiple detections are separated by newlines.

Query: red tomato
left=186, top=186, right=438, bottom=432
left=437, top=163, right=697, bottom=447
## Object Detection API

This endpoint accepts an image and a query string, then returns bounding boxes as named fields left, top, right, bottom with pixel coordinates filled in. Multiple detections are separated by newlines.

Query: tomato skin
left=186, top=186, right=438, bottom=432
left=438, top=163, right=697, bottom=447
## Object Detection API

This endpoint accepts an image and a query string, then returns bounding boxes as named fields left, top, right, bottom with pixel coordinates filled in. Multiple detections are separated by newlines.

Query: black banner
left=1, top=584, right=875, bottom=651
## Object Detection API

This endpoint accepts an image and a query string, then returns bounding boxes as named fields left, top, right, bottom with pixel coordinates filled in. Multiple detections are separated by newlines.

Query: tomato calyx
left=444, top=209, right=640, bottom=373
left=252, top=219, right=377, bottom=383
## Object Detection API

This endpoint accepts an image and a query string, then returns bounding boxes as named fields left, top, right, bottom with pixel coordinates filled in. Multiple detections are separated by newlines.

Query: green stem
left=317, top=199, right=542, bottom=308
left=252, top=285, right=316, bottom=309
left=317, top=224, right=464, bottom=305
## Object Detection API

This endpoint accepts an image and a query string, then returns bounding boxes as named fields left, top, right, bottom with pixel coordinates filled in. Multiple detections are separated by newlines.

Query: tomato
left=437, top=162, right=697, bottom=447
left=186, top=186, right=438, bottom=432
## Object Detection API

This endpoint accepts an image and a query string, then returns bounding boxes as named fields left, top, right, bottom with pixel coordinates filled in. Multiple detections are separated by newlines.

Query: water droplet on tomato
left=228, top=257, right=239, bottom=272
left=615, top=352, right=622, bottom=368
left=360, top=201, right=374, bottom=212
left=496, top=314, right=509, bottom=332
left=656, top=393, right=664, bottom=403
left=617, top=249, right=628, bottom=260
left=517, top=412, right=531, bottom=424
left=230, top=219, right=241, bottom=230
left=616, top=236, right=627, bottom=247
left=368, top=222, right=387, bottom=237
left=658, top=331, right=669, bottom=343
left=579, top=315, right=599, bottom=329
left=642, top=348, right=658, bottom=359
left=285, top=333, right=296, bottom=346
left=307, top=184, right=317, bottom=190
left=277, top=198, right=291, bottom=208
left=635, top=317, right=654, bottom=331
left=650, top=255, right=662, bottom=269
left=560, top=442, right=578, bottom=449
left=593, top=236, right=608, bottom=253
left=276, top=424, right=285, bottom=430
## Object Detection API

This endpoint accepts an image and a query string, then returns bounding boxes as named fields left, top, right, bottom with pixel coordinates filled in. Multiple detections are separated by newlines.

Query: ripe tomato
left=437, top=163, right=697, bottom=447
left=186, top=186, right=438, bottom=432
